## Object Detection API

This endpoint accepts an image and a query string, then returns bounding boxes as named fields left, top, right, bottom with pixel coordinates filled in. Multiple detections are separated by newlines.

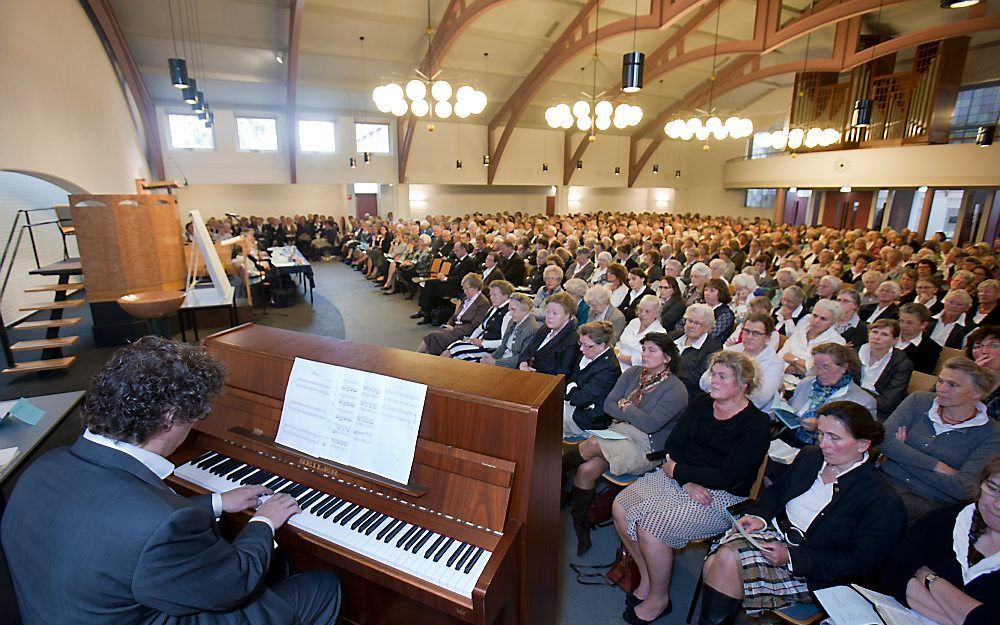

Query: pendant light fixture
left=483, top=155, right=490, bottom=166
left=621, top=0, right=644, bottom=93
left=577, top=160, right=583, bottom=170
left=167, top=1, right=189, bottom=88
left=853, top=0, right=884, bottom=128
left=359, top=37, right=372, bottom=164
left=183, top=78, right=199, bottom=105
left=939, top=0, right=981, bottom=7
left=456, top=159, right=463, bottom=169
left=349, top=157, right=356, bottom=168
left=543, top=163, right=549, bottom=172
left=363, top=152, right=372, bottom=164
left=652, top=164, right=659, bottom=174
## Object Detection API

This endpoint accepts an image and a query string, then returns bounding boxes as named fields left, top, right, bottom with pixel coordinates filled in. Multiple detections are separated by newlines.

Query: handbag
left=570, top=541, right=639, bottom=593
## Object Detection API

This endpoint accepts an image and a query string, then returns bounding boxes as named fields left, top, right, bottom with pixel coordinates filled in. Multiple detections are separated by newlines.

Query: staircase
left=1, top=207, right=84, bottom=375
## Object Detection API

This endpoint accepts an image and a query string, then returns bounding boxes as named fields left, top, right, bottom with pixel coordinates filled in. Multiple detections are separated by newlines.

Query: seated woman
left=620, top=268, right=655, bottom=322
left=781, top=343, right=876, bottom=448
left=376, top=230, right=411, bottom=287
left=915, top=276, right=945, bottom=315
left=859, top=319, right=914, bottom=422
left=563, top=278, right=591, bottom=325
left=482, top=293, right=539, bottom=368
left=835, top=287, right=868, bottom=348
left=443, top=280, right=513, bottom=362
left=971, top=280, right=1000, bottom=330
left=590, top=251, right=613, bottom=285
left=774, top=285, right=807, bottom=336
left=612, top=350, right=770, bottom=625
left=417, top=274, right=490, bottom=356
left=676, top=304, right=725, bottom=398
left=879, top=357, right=1000, bottom=520
left=929, top=289, right=974, bottom=349
left=704, top=278, right=736, bottom=342
left=531, top=265, right=564, bottom=321
left=518, top=292, right=580, bottom=378
left=778, top=299, right=845, bottom=380
left=882, top=456, right=1000, bottom=625
left=701, top=313, right=784, bottom=411
left=607, top=263, right=631, bottom=309
left=698, top=401, right=906, bottom=625
left=617, top=295, right=666, bottom=371
left=393, top=234, right=433, bottom=299
left=897, top=302, right=942, bottom=374
left=562, top=321, right=622, bottom=438
left=657, top=276, right=686, bottom=333
left=585, top=284, right=627, bottom=341
left=479, top=251, right=507, bottom=292
left=565, top=333, right=688, bottom=555
left=966, top=326, right=1000, bottom=420
left=725, top=296, right=779, bottom=351
left=730, top=274, right=759, bottom=327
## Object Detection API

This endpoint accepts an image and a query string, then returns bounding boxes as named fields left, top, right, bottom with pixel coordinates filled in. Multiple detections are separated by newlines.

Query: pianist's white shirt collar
left=84, top=429, right=175, bottom=479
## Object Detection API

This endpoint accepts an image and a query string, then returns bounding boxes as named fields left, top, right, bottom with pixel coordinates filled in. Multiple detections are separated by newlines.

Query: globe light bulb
left=410, top=99, right=429, bottom=117
left=454, top=100, right=471, bottom=119
left=706, top=116, right=722, bottom=130
left=431, top=80, right=453, bottom=102
left=577, top=116, right=593, bottom=131
left=573, top=100, right=591, bottom=119
left=405, top=79, right=426, bottom=101
left=390, top=98, right=408, bottom=117
left=595, top=116, right=611, bottom=131
left=771, top=131, right=788, bottom=150
left=595, top=100, right=613, bottom=118
left=384, top=83, right=404, bottom=104
left=471, top=91, right=487, bottom=115
left=434, top=100, right=453, bottom=118
left=545, top=106, right=560, bottom=128
left=373, top=86, right=392, bottom=113
left=695, top=127, right=711, bottom=141
left=756, top=132, right=772, bottom=149
left=687, top=117, right=702, bottom=132
left=613, top=115, right=629, bottom=129
left=456, top=85, right=475, bottom=103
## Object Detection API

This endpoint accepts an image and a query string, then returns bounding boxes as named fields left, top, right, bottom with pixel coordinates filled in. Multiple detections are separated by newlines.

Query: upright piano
left=166, top=324, right=563, bottom=625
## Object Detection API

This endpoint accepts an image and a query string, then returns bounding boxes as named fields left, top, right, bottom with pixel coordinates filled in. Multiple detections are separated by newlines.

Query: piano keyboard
left=174, top=452, right=492, bottom=599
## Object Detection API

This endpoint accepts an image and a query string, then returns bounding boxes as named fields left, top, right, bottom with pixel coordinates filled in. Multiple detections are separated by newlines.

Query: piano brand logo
left=300, top=457, right=338, bottom=477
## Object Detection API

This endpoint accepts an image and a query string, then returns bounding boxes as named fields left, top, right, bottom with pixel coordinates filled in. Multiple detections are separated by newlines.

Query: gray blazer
left=603, top=366, right=690, bottom=451
left=587, top=304, right=627, bottom=341
left=492, top=315, right=541, bottom=368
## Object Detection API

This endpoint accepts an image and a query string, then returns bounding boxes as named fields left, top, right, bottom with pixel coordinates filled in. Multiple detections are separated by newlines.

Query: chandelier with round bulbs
left=755, top=126, right=842, bottom=150
left=663, top=116, right=754, bottom=142
left=372, top=79, right=487, bottom=120
left=545, top=100, right=643, bottom=133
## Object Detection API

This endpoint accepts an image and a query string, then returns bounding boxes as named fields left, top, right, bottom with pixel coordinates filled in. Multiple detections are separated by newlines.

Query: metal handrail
left=0, top=218, right=62, bottom=299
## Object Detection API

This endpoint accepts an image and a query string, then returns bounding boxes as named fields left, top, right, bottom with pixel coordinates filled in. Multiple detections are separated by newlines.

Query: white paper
left=276, top=358, right=427, bottom=484
left=768, top=438, right=802, bottom=464
left=814, top=586, right=883, bottom=625
left=723, top=509, right=764, bottom=549
left=585, top=428, right=629, bottom=440
left=851, top=585, right=940, bottom=625
left=0, top=446, right=18, bottom=469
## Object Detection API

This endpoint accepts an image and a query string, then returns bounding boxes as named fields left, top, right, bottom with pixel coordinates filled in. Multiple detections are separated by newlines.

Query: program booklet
left=814, top=584, right=941, bottom=625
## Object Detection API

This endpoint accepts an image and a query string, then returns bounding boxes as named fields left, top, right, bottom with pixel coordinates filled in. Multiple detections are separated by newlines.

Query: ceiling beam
left=78, top=0, right=165, bottom=180
left=287, top=0, right=304, bottom=183
left=487, top=0, right=701, bottom=184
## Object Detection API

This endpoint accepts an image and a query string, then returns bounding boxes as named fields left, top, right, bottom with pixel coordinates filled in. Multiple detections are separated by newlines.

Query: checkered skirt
left=707, top=529, right=811, bottom=615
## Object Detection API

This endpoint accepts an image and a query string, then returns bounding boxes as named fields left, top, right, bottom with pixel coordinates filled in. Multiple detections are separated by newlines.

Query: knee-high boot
left=570, top=487, right=595, bottom=556
left=697, top=585, right=741, bottom=625
left=562, top=446, right=585, bottom=474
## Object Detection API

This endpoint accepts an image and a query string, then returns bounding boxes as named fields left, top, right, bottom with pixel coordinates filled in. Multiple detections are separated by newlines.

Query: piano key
left=412, top=528, right=434, bottom=554
left=357, top=511, right=383, bottom=534
left=305, top=493, right=331, bottom=513
left=385, top=520, right=408, bottom=543
left=323, top=499, right=350, bottom=519
left=317, top=498, right=344, bottom=518
left=363, top=514, right=388, bottom=535
left=463, top=547, right=484, bottom=574
left=191, top=450, right=214, bottom=465
left=446, top=542, right=468, bottom=568
left=455, top=543, right=475, bottom=571
left=396, top=524, right=420, bottom=548
left=377, top=518, right=402, bottom=541
left=196, top=452, right=223, bottom=469
left=404, top=527, right=426, bottom=551
left=433, top=537, right=454, bottom=562
left=424, top=534, right=445, bottom=559
left=351, top=510, right=377, bottom=531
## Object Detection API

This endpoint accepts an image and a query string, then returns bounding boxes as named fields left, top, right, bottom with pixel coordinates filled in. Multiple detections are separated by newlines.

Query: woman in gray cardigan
left=563, top=332, right=689, bottom=555
left=879, top=356, right=1000, bottom=521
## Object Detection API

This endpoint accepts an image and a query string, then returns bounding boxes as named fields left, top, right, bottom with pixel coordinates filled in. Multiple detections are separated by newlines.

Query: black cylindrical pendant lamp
left=542, top=162, right=549, bottom=172
left=652, top=164, right=659, bottom=174
left=168, top=58, right=189, bottom=89
left=483, top=155, right=490, bottom=166
left=577, top=160, right=583, bottom=170
left=852, top=98, right=873, bottom=128
left=182, top=78, right=199, bottom=104
left=204, top=112, right=214, bottom=128
left=614, top=166, right=621, bottom=176
left=622, top=51, right=645, bottom=93
left=192, top=92, right=206, bottom=113
left=363, top=152, right=372, bottom=164
left=349, top=157, right=356, bottom=168
left=976, top=125, right=995, bottom=147
left=456, top=159, right=463, bottom=169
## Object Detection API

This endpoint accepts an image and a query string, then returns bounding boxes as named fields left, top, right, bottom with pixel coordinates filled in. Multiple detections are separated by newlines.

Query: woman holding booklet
left=882, top=455, right=1000, bottom=625
left=697, top=401, right=906, bottom=625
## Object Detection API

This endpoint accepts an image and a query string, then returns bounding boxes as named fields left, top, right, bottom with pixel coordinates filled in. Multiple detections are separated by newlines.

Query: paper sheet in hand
left=585, top=429, right=628, bottom=440
left=0, top=446, right=19, bottom=469
left=771, top=399, right=801, bottom=430
left=724, top=508, right=764, bottom=549
left=6, top=398, right=45, bottom=426
left=276, top=358, right=427, bottom=485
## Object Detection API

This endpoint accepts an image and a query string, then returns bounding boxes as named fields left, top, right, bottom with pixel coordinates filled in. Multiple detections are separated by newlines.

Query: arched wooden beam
left=398, top=0, right=515, bottom=183
left=287, top=0, right=304, bottom=184
left=78, top=0, right=165, bottom=180
left=487, top=0, right=702, bottom=184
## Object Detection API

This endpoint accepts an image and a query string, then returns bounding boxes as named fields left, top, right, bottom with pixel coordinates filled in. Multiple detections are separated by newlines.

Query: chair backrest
left=429, top=257, right=443, bottom=275
left=439, top=261, right=452, bottom=276
left=53, top=205, right=73, bottom=224
left=776, top=333, right=788, bottom=352
left=907, top=371, right=937, bottom=394
left=933, top=347, right=965, bottom=374
left=749, top=456, right=769, bottom=501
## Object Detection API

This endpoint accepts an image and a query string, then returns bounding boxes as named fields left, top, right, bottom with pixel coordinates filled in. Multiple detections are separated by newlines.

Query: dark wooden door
left=356, top=193, right=377, bottom=219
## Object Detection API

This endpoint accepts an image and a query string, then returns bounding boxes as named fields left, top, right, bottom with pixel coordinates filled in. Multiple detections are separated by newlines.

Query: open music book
left=814, top=584, right=941, bottom=625
left=275, top=357, right=427, bottom=485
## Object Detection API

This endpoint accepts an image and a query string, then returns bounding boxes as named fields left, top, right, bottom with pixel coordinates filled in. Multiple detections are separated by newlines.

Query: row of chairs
left=907, top=346, right=965, bottom=393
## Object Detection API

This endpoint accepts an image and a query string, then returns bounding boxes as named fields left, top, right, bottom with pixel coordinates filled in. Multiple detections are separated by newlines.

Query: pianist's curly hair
left=82, top=336, right=228, bottom=444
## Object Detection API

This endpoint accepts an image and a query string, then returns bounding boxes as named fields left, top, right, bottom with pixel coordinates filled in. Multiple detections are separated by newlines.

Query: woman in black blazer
left=860, top=319, right=915, bottom=422
left=518, top=292, right=580, bottom=379
left=564, top=320, right=622, bottom=434
left=619, top=268, right=655, bottom=322
left=897, top=303, right=942, bottom=374
left=697, top=401, right=907, bottom=625
left=657, top=276, right=687, bottom=332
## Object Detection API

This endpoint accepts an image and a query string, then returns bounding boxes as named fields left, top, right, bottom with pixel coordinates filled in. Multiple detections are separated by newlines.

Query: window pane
left=236, top=117, right=279, bottom=151
left=745, top=188, right=777, bottom=208
left=354, top=182, right=378, bottom=194
left=168, top=113, right=214, bottom=149
left=355, top=123, right=390, bottom=153
left=299, top=120, right=336, bottom=152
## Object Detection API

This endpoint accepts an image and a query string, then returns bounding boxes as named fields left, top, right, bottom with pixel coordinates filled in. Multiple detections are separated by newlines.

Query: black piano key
left=190, top=451, right=214, bottom=465
left=239, top=469, right=266, bottom=485
left=303, top=493, right=329, bottom=512
left=412, top=529, right=434, bottom=554
left=292, top=487, right=315, bottom=504
left=263, top=476, right=287, bottom=489
left=385, top=521, right=408, bottom=543
left=299, top=491, right=324, bottom=510
left=227, top=465, right=256, bottom=482
left=351, top=510, right=377, bottom=531
left=274, top=480, right=298, bottom=494
left=196, top=453, right=224, bottom=469
left=358, top=512, right=384, bottom=534
left=333, top=504, right=360, bottom=524
left=446, top=543, right=469, bottom=568
left=424, top=534, right=446, bottom=558
left=323, top=500, right=349, bottom=519
left=377, top=519, right=401, bottom=541
left=284, top=483, right=307, bottom=498
left=433, top=538, right=455, bottom=562
left=209, top=459, right=240, bottom=476
left=364, top=515, right=389, bottom=536
left=307, top=494, right=333, bottom=514
left=404, top=527, right=426, bottom=551
left=340, top=506, right=365, bottom=525
left=463, top=547, right=485, bottom=574
left=319, top=498, right=345, bottom=518
left=455, top=543, right=475, bottom=570
left=396, top=524, right=420, bottom=548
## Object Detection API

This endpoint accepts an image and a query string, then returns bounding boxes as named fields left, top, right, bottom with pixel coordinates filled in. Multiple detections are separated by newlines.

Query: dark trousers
left=268, top=571, right=341, bottom=625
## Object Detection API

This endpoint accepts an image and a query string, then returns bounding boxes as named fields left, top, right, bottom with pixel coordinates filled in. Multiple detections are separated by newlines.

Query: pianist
left=1, top=336, right=341, bottom=625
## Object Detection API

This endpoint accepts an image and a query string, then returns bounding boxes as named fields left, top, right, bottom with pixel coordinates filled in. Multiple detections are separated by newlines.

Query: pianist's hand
left=221, top=485, right=275, bottom=513
left=256, top=493, right=302, bottom=529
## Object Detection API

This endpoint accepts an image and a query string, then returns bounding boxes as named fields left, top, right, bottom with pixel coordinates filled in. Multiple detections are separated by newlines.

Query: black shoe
left=417, top=318, right=432, bottom=325
left=696, top=586, right=740, bottom=625
left=570, top=487, right=595, bottom=556
left=623, top=600, right=672, bottom=625
left=409, top=312, right=425, bottom=319
left=625, top=592, right=643, bottom=609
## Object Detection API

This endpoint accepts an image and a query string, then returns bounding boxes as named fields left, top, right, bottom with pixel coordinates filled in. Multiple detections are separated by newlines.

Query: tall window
left=167, top=113, right=214, bottom=150
left=236, top=116, right=279, bottom=151
left=950, top=83, right=1000, bottom=143
left=745, top=188, right=777, bottom=208
left=298, top=120, right=336, bottom=152
left=355, top=122, right=391, bottom=153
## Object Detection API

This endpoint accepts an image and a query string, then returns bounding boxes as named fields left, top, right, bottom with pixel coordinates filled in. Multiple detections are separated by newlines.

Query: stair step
left=24, top=283, right=85, bottom=293
left=2, top=356, right=76, bottom=375
left=10, top=336, right=80, bottom=351
left=19, top=299, right=85, bottom=311
left=59, top=225, right=76, bottom=235
left=13, top=318, right=82, bottom=330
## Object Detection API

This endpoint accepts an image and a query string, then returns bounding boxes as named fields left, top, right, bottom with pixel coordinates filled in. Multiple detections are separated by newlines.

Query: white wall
left=406, top=184, right=552, bottom=220
left=0, top=0, right=149, bottom=194
left=177, top=184, right=350, bottom=221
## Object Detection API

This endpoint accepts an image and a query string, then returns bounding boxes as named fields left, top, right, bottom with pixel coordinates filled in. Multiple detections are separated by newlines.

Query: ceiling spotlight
left=168, top=58, right=189, bottom=89
left=542, top=163, right=549, bottom=172
left=275, top=53, right=284, bottom=64
left=182, top=78, right=198, bottom=104
left=840, top=186, right=852, bottom=193
left=363, top=152, right=371, bottom=164
left=939, top=0, right=981, bottom=7
left=349, top=157, right=356, bottom=168
left=675, top=170, right=681, bottom=178
left=976, top=125, right=995, bottom=147
left=456, top=159, right=463, bottom=169
left=483, top=155, right=490, bottom=166
left=614, top=166, right=621, bottom=176
left=652, top=164, right=659, bottom=174
left=577, top=160, right=583, bottom=170
left=622, top=51, right=645, bottom=93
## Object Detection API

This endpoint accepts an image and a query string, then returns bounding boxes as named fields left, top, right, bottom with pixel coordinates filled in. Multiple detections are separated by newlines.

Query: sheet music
left=276, top=358, right=427, bottom=484
left=815, top=585, right=940, bottom=625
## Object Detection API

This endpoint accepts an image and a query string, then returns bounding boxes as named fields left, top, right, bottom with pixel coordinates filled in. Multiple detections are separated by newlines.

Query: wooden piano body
left=167, top=323, right=562, bottom=625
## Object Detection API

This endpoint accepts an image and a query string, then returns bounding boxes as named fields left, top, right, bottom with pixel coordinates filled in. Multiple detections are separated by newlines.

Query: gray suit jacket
left=1, top=436, right=295, bottom=625
left=492, top=315, right=540, bottom=368
left=587, top=305, right=627, bottom=341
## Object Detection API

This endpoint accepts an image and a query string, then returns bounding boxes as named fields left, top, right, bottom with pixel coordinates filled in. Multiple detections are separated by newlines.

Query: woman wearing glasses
left=697, top=401, right=906, bottom=625
left=700, top=313, right=784, bottom=411
left=965, top=326, right=1000, bottom=421
left=675, top=304, right=724, bottom=398
left=617, top=295, right=666, bottom=371
left=882, top=456, right=1000, bottom=625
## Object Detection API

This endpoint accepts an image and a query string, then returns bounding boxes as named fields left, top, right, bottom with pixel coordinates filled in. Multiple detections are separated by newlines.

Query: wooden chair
left=776, top=333, right=788, bottom=352
left=439, top=261, right=452, bottom=277
left=412, top=258, right=443, bottom=285
left=907, top=371, right=937, bottom=394
left=933, top=347, right=965, bottom=374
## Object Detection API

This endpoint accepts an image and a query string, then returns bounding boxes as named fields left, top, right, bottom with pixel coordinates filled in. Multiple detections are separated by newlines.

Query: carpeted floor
left=0, top=260, right=721, bottom=625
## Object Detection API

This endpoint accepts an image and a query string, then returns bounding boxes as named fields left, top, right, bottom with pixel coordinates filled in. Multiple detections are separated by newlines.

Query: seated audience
left=930, top=289, right=974, bottom=348
left=882, top=456, right=1000, bottom=625
left=859, top=319, right=914, bottom=421
left=531, top=265, right=565, bottom=320
left=701, top=313, right=784, bottom=411
left=730, top=274, right=758, bottom=326
left=778, top=299, right=845, bottom=378
left=585, top=284, right=627, bottom=341
left=897, top=302, right=942, bottom=374
left=657, top=276, right=686, bottom=333
left=781, top=343, right=877, bottom=448
left=879, top=357, right=1000, bottom=520
left=590, top=251, right=612, bottom=285
left=418, top=273, right=490, bottom=355
left=482, top=293, right=539, bottom=368
left=566, top=248, right=595, bottom=283
left=915, top=276, right=945, bottom=315
left=518, top=292, right=580, bottom=378
left=704, top=278, right=736, bottom=342
left=966, top=326, right=1000, bottom=420
left=774, top=285, right=807, bottom=336
left=617, top=295, right=666, bottom=371
left=860, top=280, right=902, bottom=323
left=725, top=296, right=779, bottom=350
left=564, top=278, right=591, bottom=325
left=607, top=262, right=631, bottom=309
left=611, top=351, right=769, bottom=625
left=700, top=401, right=906, bottom=622
left=898, top=267, right=919, bottom=304
left=479, top=251, right=507, bottom=291
left=386, top=233, right=432, bottom=298
left=675, top=304, right=724, bottom=397
left=562, top=320, right=622, bottom=438
left=443, top=280, right=513, bottom=362
left=683, top=262, right=711, bottom=306
left=972, top=280, right=1000, bottom=329
left=803, top=274, right=842, bottom=313
left=835, top=288, right=868, bottom=348
left=414, top=241, right=477, bottom=324
left=859, top=270, right=887, bottom=307
left=620, top=268, right=655, bottom=322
